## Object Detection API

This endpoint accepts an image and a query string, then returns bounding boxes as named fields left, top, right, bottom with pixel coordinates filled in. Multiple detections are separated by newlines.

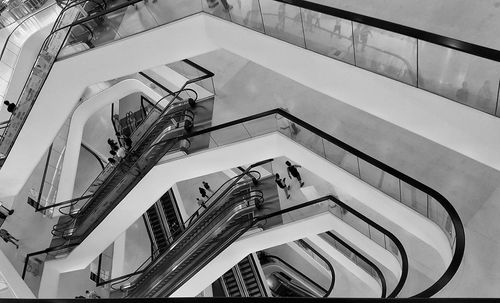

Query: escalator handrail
left=0, top=0, right=145, bottom=163
left=180, top=107, right=464, bottom=298
left=275, top=0, right=499, bottom=62
left=252, top=194, right=407, bottom=298
left=126, top=161, right=271, bottom=290
left=183, top=170, right=262, bottom=228
left=131, top=196, right=261, bottom=297
left=296, top=239, right=336, bottom=297
left=56, top=103, right=194, bottom=218
left=135, top=167, right=269, bottom=276
left=263, top=254, right=329, bottom=297
left=324, top=231, right=387, bottom=298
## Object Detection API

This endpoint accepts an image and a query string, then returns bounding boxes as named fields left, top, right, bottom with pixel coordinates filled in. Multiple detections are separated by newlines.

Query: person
left=456, top=81, right=469, bottom=103
left=196, top=197, right=207, bottom=209
left=85, top=290, right=99, bottom=299
left=116, top=146, right=126, bottom=160
left=202, top=181, right=214, bottom=194
left=286, top=161, right=304, bottom=187
left=476, top=80, right=493, bottom=110
left=3, top=101, right=16, bottom=114
left=275, top=174, right=290, bottom=199
left=276, top=3, right=286, bottom=31
left=199, top=187, right=209, bottom=200
left=332, top=19, right=341, bottom=38
left=0, top=229, right=19, bottom=249
left=220, top=0, right=233, bottom=11
left=123, top=136, right=133, bottom=149
left=107, top=138, right=119, bottom=151
left=107, top=157, right=117, bottom=166
left=359, top=25, right=372, bottom=52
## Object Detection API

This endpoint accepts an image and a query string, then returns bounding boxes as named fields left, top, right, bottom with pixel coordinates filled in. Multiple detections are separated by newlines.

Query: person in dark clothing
left=0, top=229, right=19, bottom=249
left=286, top=161, right=304, bottom=187
left=275, top=174, right=290, bottom=199
left=123, top=136, right=132, bottom=149
left=202, top=181, right=214, bottom=194
left=107, top=138, right=119, bottom=151
left=3, top=101, right=16, bottom=114
left=199, top=187, right=209, bottom=199
left=196, top=198, right=207, bottom=209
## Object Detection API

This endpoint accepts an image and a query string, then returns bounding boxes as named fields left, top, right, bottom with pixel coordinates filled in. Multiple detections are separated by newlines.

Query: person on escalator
left=199, top=187, right=209, bottom=200
left=3, top=101, right=16, bottom=114
left=196, top=198, right=207, bottom=209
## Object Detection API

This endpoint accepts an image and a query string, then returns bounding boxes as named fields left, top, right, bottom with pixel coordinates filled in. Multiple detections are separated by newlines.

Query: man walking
left=0, top=229, right=19, bottom=249
left=275, top=174, right=290, bottom=199
left=286, top=161, right=304, bottom=187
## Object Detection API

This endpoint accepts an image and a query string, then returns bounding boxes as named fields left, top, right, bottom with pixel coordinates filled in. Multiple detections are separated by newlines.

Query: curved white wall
left=57, top=79, right=162, bottom=203
left=39, top=133, right=451, bottom=298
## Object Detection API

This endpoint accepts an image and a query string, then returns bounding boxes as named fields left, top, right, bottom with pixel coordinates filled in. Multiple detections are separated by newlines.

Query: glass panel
left=496, top=82, right=500, bottom=117
left=400, top=181, right=428, bottom=216
left=242, top=115, right=277, bottom=136
left=301, top=10, right=354, bottom=64
left=145, top=0, right=202, bottom=25
left=323, top=141, right=360, bottom=177
left=419, top=41, right=500, bottom=115
left=259, top=0, right=305, bottom=47
left=225, top=0, right=264, bottom=33
left=385, top=236, right=401, bottom=264
left=353, top=22, right=417, bottom=85
left=428, top=196, right=455, bottom=246
left=368, top=226, right=385, bottom=248
left=209, top=123, right=251, bottom=146
left=358, top=159, right=400, bottom=200
left=340, top=208, right=370, bottom=238
left=202, top=0, right=231, bottom=21
left=290, top=126, right=325, bottom=158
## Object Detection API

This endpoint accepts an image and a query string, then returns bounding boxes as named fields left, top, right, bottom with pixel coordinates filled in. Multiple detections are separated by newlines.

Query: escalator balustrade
left=122, top=161, right=272, bottom=298
left=220, top=255, right=267, bottom=297
left=51, top=100, right=196, bottom=243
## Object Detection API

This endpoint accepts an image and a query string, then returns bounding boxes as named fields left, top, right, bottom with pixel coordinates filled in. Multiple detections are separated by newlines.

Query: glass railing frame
left=201, top=0, right=500, bottom=117
left=175, top=108, right=464, bottom=298
left=0, top=0, right=145, bottom=166
left=322, top=231, right=387, bottom=298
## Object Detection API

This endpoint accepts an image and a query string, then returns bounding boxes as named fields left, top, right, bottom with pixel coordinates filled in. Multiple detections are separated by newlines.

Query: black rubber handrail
left=324, top=232, right=387, bottom=298
left=21, top=242, right=79, bottom=280
left=126, top=160, right=272, bottom=292
left=81, top=142, right=105, bottom=169
left=0, top=0, right=144, bottom=164
left=276, top=0, right=499, bottom=62
left=178, top=107, right=465, bottom=297
left=263, top=254, right=329, bottom=297
left=296, top=239, right=335, bottom=297
left=253, top=194, right=407, bottom=298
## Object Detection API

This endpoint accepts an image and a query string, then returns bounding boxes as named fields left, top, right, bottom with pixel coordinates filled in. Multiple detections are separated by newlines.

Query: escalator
left=51, top=96, right=196, bottom=243
left=145, top=206, right=169, bottom=254
left=120, top=160, right=271, bottom=298
left=220, top=254, right=267, bottom=297
left=144, top=189, right=185, bottom=254
left=159, top=189, right=184, bottom=240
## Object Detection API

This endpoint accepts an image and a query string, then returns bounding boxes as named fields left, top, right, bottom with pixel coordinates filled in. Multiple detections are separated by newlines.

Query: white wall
left=0, top=15, right=218, bottom=206
left=39, top=133, right=449, bottom=298
left=3, top=12, right=500, bottom=208
left=0, top=250, right=35, bottom=298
